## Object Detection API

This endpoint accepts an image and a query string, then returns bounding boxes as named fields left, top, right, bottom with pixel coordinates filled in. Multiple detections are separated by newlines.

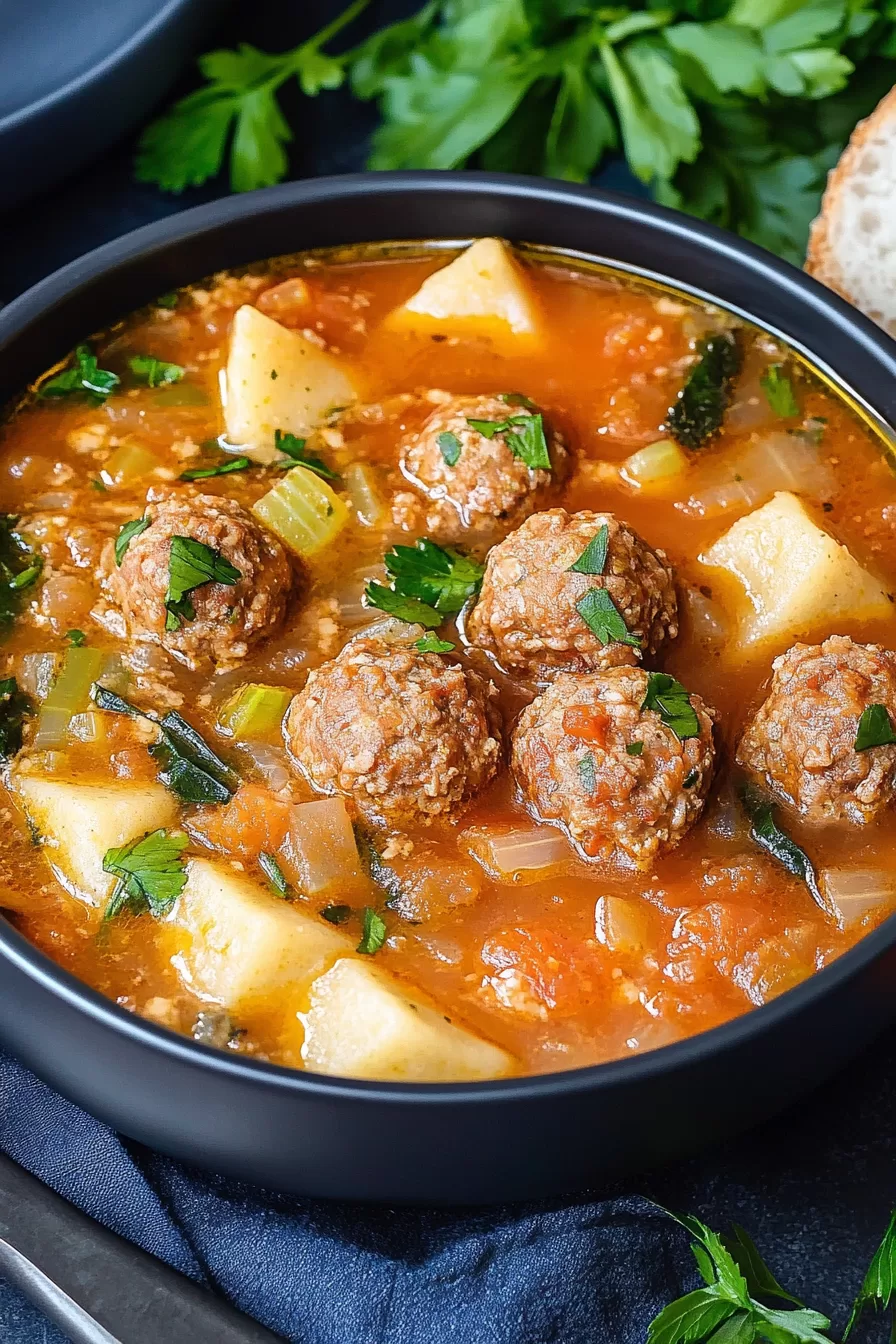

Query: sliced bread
left=806, top=85, right=896, bottom=336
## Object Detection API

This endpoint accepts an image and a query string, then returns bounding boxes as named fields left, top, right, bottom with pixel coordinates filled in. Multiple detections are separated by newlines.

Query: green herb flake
left=90, top=479, right=108, bottom=493
left=274, top=429, right=339, bottom=481
left=38, top=345, right=120, bottom=404
left=321, top=903, right=352, bottom=925
left=259, top=850, right=289, bottom=896
left=114, top=515, right=151, bottom=566
left=498, top=392, right=538, bottom=410
left=854, top=704, right=896, bottom=752
left=0, top=516, right=43, bottom=634
left=437, top=431, right=462, bottom=467
left=466, top=414, right=551, bottom=471
left=667, top=332, right=741, bottom=450
left=156, top=292, right=179, bottom=309
left=415, top=632, right=455, bottom=653
left=760, top=363, right=800, bottom=418
left=642, top=673, right=699, bottom=741
left=0, top=677, right=32, bottom=757
left=357, top=906, right=387, bottom=955
left=180, top=455, right=253, bottom=481
left=103, top=828, right=189, bottom=920
left=568, top=524, right=609, bottom=576
left=683, top=768, right=699, bottom=788
left=844, top=1207, right=896, bottom=1339
left=576, top=588, right=640, bottom=648
left=626, top=740, right=644, bottom=757
left=65, top=629, right=87, bottom=647
left=740, top=783, right=831, bottom=917
left=165, top=536, right=241, bottom=629
left=577, top=752, right=597, bottom=794
left=365, top=538, right=484, bottom=628
left=128, top=354, right=185, bottom=388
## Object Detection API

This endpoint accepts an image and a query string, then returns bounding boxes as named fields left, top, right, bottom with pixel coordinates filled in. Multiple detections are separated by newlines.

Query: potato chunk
left=700, top=491, right=893, bottom=646
left=385, top=238, right=541, bottom=348
left=224, top=305, right=357, bottom=462
left=170, top=858, right=349, bottom=1010
left=301, top=958, right=515, bottom=1082
left=13, top=777, right=177, bottom=909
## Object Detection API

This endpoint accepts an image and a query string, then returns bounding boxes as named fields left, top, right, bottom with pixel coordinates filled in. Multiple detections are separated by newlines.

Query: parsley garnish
left=415, top=632, right=455, bottom=653
left=38, top=345, right=119, bottom=404
left=667, top=332, right=741, bottom=449
left=180, top=455, right=253, bottom=481
left=437, top=431, right=462, bottom=466
left=641, top=673, right=699, bottom=740
left=844, top=1208, right=896, bottom=1339
left=65, top=629, right=86, bottom=647
left=576, top=588, right=640, bottom=648
left=568, top=524, right=609, bottom=576
left=365, top=539, right=484, bottom=628
left=760, top=363, right=800, bottom=418
left=683, top=768, right=699, bottom=788
left=577, top=752, right=596, bottom=794
left=165, top=536, right=241, bottom=630
left=156, top=292, right=179, bottom=309
left=0, top=678, right=32, bottom=757
left=740, top=783, right=831, bottom=916
left=321, top=903, right=352, bottom=925
left=114, top=515, right=150, bottom=566
left=103, top=829, right=189, bottom=920
left=274, top=429, right=339, bottom=481
left=854, top=704, right=896, bottom=752
left=498, top=392, right=538, bottom=410
left=357, top=906, right=387, bottom=955
left=465, top=414, right=551, bottom=471
left=626, top=741, right=644, bottom=757
left=93, top=684, right=239, bottom=804
left=259, top=851, right=290, bottom=896
left=128, top=354, right=185, bottom=388
left=0, top=516, right=43, bottom=632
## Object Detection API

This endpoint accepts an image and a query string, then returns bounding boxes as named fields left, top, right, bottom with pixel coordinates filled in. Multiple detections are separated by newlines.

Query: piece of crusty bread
left=806, top=85, right=896, bottom=336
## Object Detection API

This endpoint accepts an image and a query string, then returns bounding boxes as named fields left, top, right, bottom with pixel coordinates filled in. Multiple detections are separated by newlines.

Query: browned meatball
left=512, top=668, right=715, bottom=867
left=738, top=636, right=896, bottom=824
left=392, top=393, right=567, bottom=544
left=467, top=509, right=677, bottom=679
left=284, top=632, right=503, bottom=826
left=107, top=492, right=294, bottom=669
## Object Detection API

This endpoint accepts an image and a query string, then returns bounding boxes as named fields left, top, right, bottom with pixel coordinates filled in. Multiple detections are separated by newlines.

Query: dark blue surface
left=1, top=2, right=895, bottom=1340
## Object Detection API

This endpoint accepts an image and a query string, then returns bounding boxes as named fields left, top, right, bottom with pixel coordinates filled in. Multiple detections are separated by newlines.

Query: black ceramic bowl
left=2, top=173, right=896, bottom=1205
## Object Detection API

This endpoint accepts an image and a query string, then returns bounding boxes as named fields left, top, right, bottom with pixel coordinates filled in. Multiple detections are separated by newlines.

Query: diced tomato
left=189, top=784, right=292, bottom=861
left=563, top=705, right=610, bottom=746
left=481, top=922, right=602, bottom=1019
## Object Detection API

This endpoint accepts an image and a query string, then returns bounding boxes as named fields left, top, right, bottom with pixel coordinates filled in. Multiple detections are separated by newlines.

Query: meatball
left=284, top=633, right=503, bottom=827
left=737, top=636, right=896, bottom=824
left=392, top=392, right=567, bottom=544
left=107, top=492, right=293, bottom=669
left=512, top=667, right=715, bottom=867
left=467, top=509, right=677, bottom=679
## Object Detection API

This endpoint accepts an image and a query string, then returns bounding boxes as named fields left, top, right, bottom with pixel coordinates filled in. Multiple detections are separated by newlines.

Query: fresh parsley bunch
left=136, top=0, right=896, bottom=263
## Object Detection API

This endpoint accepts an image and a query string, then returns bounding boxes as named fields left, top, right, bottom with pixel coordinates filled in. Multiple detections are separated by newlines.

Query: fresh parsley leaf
left=128, top=355, right=185, bottom=388
left=667, top=332, right=742, bottom=449
left=577, top=752, right=597, bottom=794
left=854, top=704, right=896, bottom=752
left=103, top=829, right=189, bottom=920
left=844, top=1208, right=896, bottom=1339
left=165, top=536, right=241, bottom=630
left=365, top=539, right=484, bottom=627
left=0, top=516, right=43, bottom=634
left=65, top=629, right=87, bottom=647
left=357, top=906, right=387, bottom=955
left=0, top=678, right=32, bottom=757
left=38, top=345, right=120, bottom=404
left=465, top=414, right=551, bottom=471
left=415, top=632, right=455, bottom=652
left=642, top=672, right=699, bottom=740
left=156, top=292, right=179, bottom=309
left=576, top=588, right=640, bottom=648
left=740, top=783, right=831, bottom=916
left=364, top=583, right=442, bottom=629
left=322, top=903, right=352, bottom=924
left=722, top=1224, right=804, bottom=1307
left=498, top=391, right=538, bottom=410
left=568, top=525, right=609, bottom=576
left=274, top=429, right=339, bottom=480
left=437, top=431, right=462, bottom=466
left=259, top=850, right=290, bottom=896
left=760, top=363, right=800, bottom=418
left=180, top=455, right=253, bottom=481
left=114, top=515, right=150, bottom=566
left=626, top=740, right=644, bottom=757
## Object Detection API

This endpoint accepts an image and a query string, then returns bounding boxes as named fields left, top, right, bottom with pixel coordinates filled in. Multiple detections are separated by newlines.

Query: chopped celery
left=34, top=649, right=123, bottom=750
left=101, top=439, right=160, bottom=486
left=343, top=462, right=388, bottom=528
left=252, top=465, right=349, bottom=557
left=622, top=439, right=689, bottom=486
left=217, top=683, right=292, bottom=741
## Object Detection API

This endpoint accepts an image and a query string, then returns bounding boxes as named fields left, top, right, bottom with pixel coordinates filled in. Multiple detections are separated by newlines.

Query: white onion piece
left=30, top=492, right=76, bottom=510
left=678, top=432, right=834, bottom=519
left=333, top=564, right=387, bottom=627
left=680, top=584, right=729, bottom=645
left=279, top=797, right=365, bottom=896
left=20, top=652, right=59, bottom=701
left=234, top=741, right=292, bottom=793
left=821, top=868, right=896, bottom=924
left=463, top=824, right=573, bottom=884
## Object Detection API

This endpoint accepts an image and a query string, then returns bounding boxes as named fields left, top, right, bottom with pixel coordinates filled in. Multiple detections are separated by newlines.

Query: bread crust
left=805, top=83, right=896, bottom=304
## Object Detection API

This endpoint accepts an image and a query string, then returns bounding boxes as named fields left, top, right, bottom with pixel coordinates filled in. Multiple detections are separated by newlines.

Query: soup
left=1, top=237, right=894, bottom=1083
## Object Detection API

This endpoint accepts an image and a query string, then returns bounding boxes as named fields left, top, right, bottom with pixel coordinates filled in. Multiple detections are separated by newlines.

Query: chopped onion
left=621, top=439, right=689, bottom=488
left=463, top=824, right=573, bottom=884
left=279, top=797, right=365, bottom=895
left=821, top=867, right=896, bottom=924
left=20, top=652, right=59, bottom=701
left=233, top=741, right=292, bottom=793
left=68, top=711, right=108, bottom=744
left=679, top=583, right=729, bottom=645
left=594, top=895, right=650, bottom=953
left=679, top=432, right=835, bottom=519
left=333, top=564, right=387, bottom=627
left=343, top=462, right=389, bottom=528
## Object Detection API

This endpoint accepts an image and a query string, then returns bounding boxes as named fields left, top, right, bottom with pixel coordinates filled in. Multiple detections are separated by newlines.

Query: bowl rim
left=3, top=168, right=896, bottom=1107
